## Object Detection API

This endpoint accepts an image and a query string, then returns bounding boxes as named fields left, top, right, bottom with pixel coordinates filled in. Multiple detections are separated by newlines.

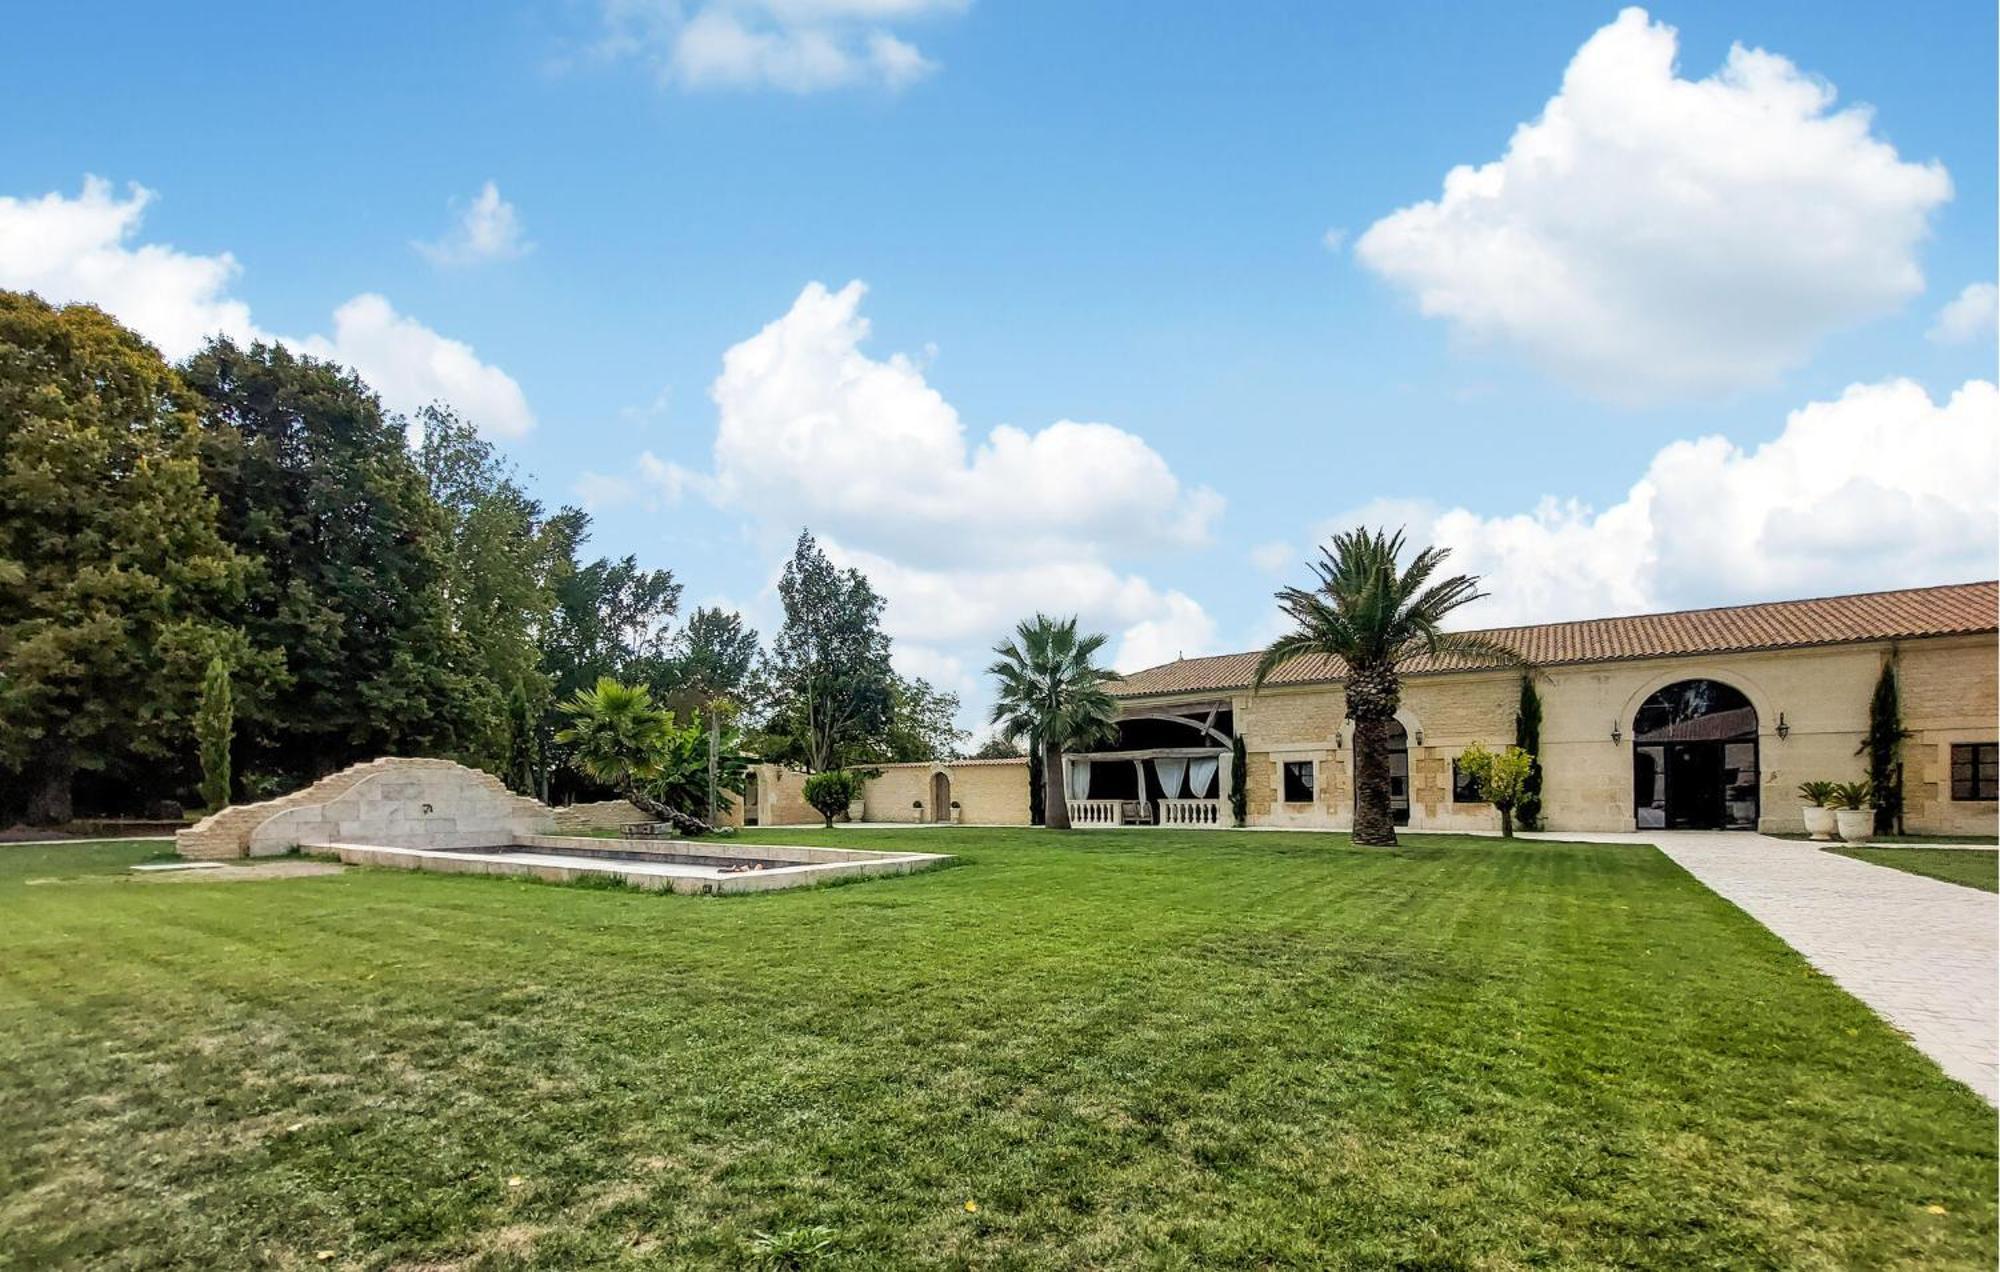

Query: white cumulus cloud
left=1355, top=7, right=1952, bottom=402
left=670, top=279, right=1225, bottom=679
left=598, top=0, right=960, bottom=92
left=416, top=181, right=530, bottom=266
left=1929, top=282, right=1998, bottom=345
left=0, top=177, right=534, bottom=437
left=1320, top=378, right=1998, bottom=627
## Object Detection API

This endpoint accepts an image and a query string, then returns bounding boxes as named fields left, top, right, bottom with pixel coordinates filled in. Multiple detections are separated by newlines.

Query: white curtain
left=1153, top=757, right=1188, bottom=800
left=1067, top=759, right=1091, bottom=801
left=1188, top=756, right=1219, bottom=799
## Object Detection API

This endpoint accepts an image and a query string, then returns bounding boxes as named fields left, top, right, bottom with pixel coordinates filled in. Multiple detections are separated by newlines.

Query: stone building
left=1087, top=581, right=1998, bottom=837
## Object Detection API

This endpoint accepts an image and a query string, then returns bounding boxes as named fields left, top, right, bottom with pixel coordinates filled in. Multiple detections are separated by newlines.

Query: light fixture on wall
left=1610, top=721, right=1623, bottom=744
left=1776, top=712, right=1790, bottom=740
left=1413, top=729, right=1424, bottom=746
left=1334, top=733, right=1343, bottom=750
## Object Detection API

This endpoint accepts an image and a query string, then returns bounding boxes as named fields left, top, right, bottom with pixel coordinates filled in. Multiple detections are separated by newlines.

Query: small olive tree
left=1457, top=743, right=1535, bottom=838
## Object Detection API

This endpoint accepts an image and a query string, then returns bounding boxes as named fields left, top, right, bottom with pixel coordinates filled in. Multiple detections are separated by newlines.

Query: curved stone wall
left=177, top=757, right=554, bottom=859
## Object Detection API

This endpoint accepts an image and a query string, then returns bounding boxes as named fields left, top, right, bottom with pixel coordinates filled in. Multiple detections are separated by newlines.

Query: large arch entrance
left=1354, top=719, right=1412, bottom=826
left=1632, top=679, right=1759, bottom=830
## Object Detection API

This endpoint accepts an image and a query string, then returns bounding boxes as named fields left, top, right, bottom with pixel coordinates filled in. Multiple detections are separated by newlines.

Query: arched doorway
left=1355, top=720, right=1412, bottom=826
left=930, top=771, right=952, bottom=823
left=1632, top=679, right=1759, bottom=830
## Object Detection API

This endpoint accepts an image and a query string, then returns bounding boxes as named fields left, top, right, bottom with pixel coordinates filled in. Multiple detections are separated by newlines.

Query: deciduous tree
left=0, top=294, right=246, bottom=823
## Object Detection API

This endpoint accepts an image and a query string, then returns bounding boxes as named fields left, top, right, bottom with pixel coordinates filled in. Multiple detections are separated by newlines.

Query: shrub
left=1796, top=780, right=1838, bottom=807
left=803, top=771, right=858, bottom=828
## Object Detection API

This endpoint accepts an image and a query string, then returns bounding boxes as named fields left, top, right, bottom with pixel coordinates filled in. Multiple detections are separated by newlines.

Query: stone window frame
left=1949, top=741, right=1999, bottom=802
left=1266, top=746, right=1323, bottom=807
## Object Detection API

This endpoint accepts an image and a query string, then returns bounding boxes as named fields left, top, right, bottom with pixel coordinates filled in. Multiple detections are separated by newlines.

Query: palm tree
left=554, top=677, right=713, bottom=834
left=988, top=615, right=1120, bottom=831
left=1253, top=528, right=1516, bottom=847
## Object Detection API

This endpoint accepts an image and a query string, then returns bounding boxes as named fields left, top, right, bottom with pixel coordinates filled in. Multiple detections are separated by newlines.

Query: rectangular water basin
left=316, top=833, right=951, bottom=895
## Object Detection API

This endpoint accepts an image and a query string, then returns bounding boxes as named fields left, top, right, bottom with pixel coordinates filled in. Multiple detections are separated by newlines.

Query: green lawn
left=1, top=831, right=1992, bottom=1269
left=1831, top=845, right=2000, bottom=893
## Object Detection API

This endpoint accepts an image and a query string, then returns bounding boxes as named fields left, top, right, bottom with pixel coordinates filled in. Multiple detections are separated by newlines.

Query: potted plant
left=1797, top=781, right=1838, bottom=841
left=1829, top=780, right=1874, bottom=844
left=949, top=799, right=962, bottom=825
left=912, top=798, right=925, bottom=824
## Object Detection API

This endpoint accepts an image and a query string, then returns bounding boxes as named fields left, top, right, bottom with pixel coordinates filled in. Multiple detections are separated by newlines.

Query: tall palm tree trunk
left=1350, top=715, right=1398, bottom=847
left=1043, top=735, right=1072, bottom=830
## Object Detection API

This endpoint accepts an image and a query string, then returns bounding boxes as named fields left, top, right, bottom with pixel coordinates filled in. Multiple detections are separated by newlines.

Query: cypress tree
left=195, top=656, right=234, bottom=811
left=1860, top=656, right=1907, bottom=835
left=1514, top=674, right=1544, bottom=832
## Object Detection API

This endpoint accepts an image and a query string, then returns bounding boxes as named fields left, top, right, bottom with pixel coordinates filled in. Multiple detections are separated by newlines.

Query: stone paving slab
left=1645, top=831, right=1998, bottom=1106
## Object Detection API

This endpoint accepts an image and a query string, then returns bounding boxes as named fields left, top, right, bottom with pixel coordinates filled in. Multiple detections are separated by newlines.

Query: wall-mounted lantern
left=1610, top=721, right=1623, bottom=744
left=1413, top=728, right=1425, bottom=746
left=1776, top=712, right=1790, bottom=740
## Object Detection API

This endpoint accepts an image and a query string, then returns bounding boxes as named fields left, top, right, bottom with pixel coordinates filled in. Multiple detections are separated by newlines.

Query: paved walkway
left=1536, top=830, right=1997, bottom=1104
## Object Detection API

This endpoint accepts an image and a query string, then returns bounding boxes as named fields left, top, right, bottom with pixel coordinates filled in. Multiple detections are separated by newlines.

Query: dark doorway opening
left=1632, top=680, right=1759, bottom=830
left=1358, top=719, right=1413, bottom=827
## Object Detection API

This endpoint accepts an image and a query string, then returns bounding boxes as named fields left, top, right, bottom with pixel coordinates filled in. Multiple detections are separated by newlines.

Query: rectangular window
left=1451, top=759, right=1485, bottom=804
left=1282, top=759, right=1315, bottom=803
left=1950, top=743, right=1998, bottom=801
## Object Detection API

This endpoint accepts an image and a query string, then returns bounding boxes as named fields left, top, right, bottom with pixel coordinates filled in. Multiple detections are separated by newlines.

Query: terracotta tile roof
left=1110, top=581, right=1998, bottom=699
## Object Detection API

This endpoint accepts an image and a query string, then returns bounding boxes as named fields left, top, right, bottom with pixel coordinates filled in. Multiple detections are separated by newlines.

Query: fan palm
left=554, top=677, right=716, bottom=833
left=1253, top=528, right=1518, bottom=847
left=988, top=615, right=1120, bottom=831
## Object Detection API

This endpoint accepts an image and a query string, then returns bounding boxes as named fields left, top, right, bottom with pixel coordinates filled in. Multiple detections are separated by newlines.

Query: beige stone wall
left=552, top=799, right=649, bottom=832
left=860, top=760, right=1031, bottom=824
left=744, top=764, right=822, bottom=827
left=740, top=760, right=1032, bottom=826
left=864, top=766, right=933, bottom=822
left=1149, top=632, right=1998, bottom=837
left=176, top=757, right=555, bottom=859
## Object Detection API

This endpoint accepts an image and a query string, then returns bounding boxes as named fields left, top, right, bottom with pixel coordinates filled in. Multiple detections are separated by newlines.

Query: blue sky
left=3, top=2, right=1994, bottom=729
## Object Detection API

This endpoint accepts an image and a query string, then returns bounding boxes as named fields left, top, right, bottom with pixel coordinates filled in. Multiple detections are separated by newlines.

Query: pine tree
left=195, top=656, right=234, bottom=810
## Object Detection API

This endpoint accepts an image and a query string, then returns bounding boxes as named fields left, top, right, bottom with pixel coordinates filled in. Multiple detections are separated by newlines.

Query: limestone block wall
left=552, top=799, right=649, bottom=832
left=863, top=766, right=933, bottom=822
left=950, top=761, right=1032, bottom=825
left=1162, top=632, right=1998, bottom=837
left=743, top=764, right=821, bottom=827
left=859, top=760, right=1032, bottom=824
left=176, top=757, right=555, bottom=859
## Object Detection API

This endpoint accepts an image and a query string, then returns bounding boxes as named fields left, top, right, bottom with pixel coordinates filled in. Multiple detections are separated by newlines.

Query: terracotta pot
left=1834, top=809, right=1874, bottom=844
left=1801, top=804, right=1836, bottom=841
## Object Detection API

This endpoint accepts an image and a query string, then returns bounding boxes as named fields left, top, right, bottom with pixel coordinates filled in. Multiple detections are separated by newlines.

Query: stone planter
left=1801, top=804, right=1836, bottom=841
left=949, top=804, right=962, bottom=825
left=846, top=799, right=865, bottom=823
left=1834, top=809, right=1874, bottom=844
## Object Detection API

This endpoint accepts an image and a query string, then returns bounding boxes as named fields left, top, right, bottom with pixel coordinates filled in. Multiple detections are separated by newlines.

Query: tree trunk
left=25, top=748, right=75, bottom=826
left=624, top=787, right=714, bottom=837
left=1043, top=736, right=1071, bottom=831
left=1349, top=716, right=1397, bottom=847
left=1498, top=804, right=1514, bottom=839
